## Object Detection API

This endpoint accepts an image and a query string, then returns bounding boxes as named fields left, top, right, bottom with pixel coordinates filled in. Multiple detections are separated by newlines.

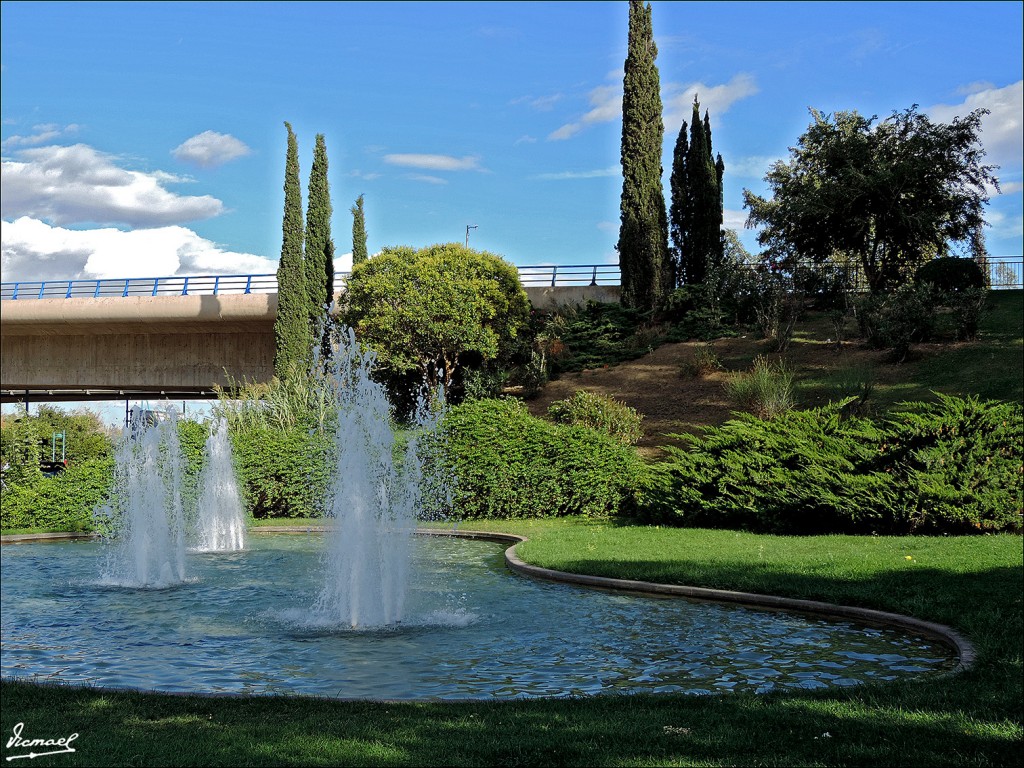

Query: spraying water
left=97, top=406, right=187, bottom=588
left=194, top=419, right=246, bottom=552
left=312, top=329, right=447, bottom=628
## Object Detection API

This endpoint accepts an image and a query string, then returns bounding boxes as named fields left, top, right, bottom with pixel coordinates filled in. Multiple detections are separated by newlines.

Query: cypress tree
left=668, top=120, right=689, bottom=291
left=274, top=121, right=309, bottom=381
left=680, top=97, right=722, bottom=285
left=305, top=134, right=335, bottom=325
left=617, top=0, right=668, bottom=310
left=351, top=194, right=368, bottom=266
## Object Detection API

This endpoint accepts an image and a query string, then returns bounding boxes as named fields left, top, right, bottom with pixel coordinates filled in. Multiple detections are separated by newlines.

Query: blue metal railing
left=0, top=264, right=623, bottom=301
left=4, top=257, right=1017, bottom=302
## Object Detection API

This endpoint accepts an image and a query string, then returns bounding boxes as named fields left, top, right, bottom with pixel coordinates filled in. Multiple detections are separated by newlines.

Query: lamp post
left=465, top=224, right=477, bottom=247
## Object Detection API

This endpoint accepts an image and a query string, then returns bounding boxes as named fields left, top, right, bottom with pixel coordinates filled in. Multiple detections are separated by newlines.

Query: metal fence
left=1, top=257, right=1019, bottom=301
left=0, top=264, right=623, bottom=301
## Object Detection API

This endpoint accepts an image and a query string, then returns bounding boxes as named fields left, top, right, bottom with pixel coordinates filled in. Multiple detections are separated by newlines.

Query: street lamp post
left=465, top=224, right=478, bottom=247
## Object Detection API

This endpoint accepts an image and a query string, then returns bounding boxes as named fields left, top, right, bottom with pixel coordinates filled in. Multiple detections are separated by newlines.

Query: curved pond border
left=2, top=526, right=975, bottom=674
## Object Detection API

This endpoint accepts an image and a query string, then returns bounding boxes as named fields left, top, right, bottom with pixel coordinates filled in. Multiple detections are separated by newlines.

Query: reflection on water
left=0, top=534, right=955, bottom=699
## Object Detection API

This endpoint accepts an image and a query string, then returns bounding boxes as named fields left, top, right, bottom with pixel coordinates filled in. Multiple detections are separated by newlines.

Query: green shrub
left=341, top=243, right=531, bottom=401
left=547, top=391, right=644, bottom=445
left=641, top=395, right=1022, bottom=535
left=857, top=282, right=939, bottom=360
left=436, top=398, right=644, bottom=519
left=726, top=355, right=796, bottom=419
left=679, top=343, right=723, bottom=378
left=1, top=457, right=114, bottom=531
left=230, top=423, right=334, bottom=519
left=873, top=394, right=1023, bottom=533
left=915, top=257, right=986, bottom=293
left=944, top=286, right=987, bottom=341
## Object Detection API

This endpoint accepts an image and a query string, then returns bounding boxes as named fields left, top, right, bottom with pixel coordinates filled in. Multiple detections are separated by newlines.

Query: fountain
left=312, top=329, right=446, bottom=628
left=95, top=406, right=187, bottom=588
left=193, top=419, right=246, bottom=552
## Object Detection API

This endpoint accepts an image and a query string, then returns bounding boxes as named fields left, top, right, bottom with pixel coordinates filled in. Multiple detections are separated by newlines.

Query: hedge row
left=0, top=458, right=114, bottom=532
left=434, top=398, right=643, bottom=519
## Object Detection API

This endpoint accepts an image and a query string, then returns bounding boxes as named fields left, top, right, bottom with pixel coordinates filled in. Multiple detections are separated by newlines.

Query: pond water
left=0, top=533, right=955, bottom=700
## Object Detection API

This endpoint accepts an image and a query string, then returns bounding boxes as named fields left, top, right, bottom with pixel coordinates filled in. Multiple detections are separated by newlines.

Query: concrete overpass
left=0, top=268, right=620, bottom=403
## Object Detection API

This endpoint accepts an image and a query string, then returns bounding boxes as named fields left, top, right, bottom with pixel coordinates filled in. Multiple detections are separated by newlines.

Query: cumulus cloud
left=927, top=80, right=1023, bottom=174
left=172, top=130, right=252, bottom=168
left=548, top=84, right=621, bottom=141
left=1, top=144, right=224, bottom=227
left=664, top=73, right=759, bottom=128
left=1, top=216, right=275, bottom=282
left=383, top=153, right=483, bottom=171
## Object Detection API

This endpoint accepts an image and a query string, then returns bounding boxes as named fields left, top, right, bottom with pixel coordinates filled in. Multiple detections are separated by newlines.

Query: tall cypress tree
left=305, top=134, right=335, bottom=328
left=351, top=194, right=368, bottom=266
left=617, top=0, right=668, bottom=310
left=274, top=121, right=309, bottom=380
left=668, top=120, right=689, bottom=291
left=680, top=97, right=722, bottom=286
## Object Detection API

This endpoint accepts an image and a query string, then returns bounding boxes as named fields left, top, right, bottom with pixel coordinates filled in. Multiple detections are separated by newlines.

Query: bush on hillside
left=915, top=257, right=986, bottom=293
left=547, top=391, right=644, bottom=445
left=641, top=395, right=1022, bottom=535
left=435, top=398, right=644, bottom=519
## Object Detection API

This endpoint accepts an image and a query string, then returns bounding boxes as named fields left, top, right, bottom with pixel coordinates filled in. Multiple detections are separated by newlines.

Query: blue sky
left=2, top=0, right=1022, bottom=287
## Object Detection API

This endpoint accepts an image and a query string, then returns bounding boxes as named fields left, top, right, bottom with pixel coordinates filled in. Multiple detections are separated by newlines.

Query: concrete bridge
left=0, top=267, right=620, bottom=404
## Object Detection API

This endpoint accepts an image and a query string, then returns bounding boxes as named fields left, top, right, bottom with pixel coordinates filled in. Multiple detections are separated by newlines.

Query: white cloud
left=514, top=135, right=538, bottom=146
left=1, top=144, right=224, bottom=227
left=927, top=80, right=1023, bottom=172
left=1, top=123, right=80, bottom=150
left=534, top=166, right=620, bottom=181
left=548, top=84, right=621, bottom=141
left=383, top=153, right=482, bottom=171
left=664, top=73, right=759, bottom=129
left=334, top=252, right=354, bottom=276
left=1, top=216, right=275, bottom=282
left=511, top=93, right=564, bottom=111
left=548, top=74, right=757, bottom=141
left=723, top=209, right=750, bottom=231
left=172, top=130, right=252, bottom=168
left=405, top=174, right=448, bottom=185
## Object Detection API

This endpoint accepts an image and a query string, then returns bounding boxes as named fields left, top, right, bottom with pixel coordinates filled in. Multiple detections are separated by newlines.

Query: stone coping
left=2, top=525, right=975, bottom=673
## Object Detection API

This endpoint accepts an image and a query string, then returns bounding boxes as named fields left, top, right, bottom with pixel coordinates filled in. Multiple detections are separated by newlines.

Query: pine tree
left=679, top=97, right=722, bottom=286
left=274, top=121, right=309, bottom=381
left=304, top=134, right=335, bottom=326
left=617, top=0, right=668, bottom=310
left=351, top=194, right=368, bottom=266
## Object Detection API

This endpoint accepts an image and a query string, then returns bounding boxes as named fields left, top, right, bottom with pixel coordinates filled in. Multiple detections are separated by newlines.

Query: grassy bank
left=3, top=519, right=1020, bottom=767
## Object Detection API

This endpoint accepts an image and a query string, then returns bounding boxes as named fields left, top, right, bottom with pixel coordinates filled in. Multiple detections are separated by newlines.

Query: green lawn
left=3, top=519, right=1021, bottom=767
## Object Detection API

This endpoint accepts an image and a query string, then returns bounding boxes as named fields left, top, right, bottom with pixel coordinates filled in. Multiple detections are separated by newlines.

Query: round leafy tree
left=341, top=243, right=531, bottom=399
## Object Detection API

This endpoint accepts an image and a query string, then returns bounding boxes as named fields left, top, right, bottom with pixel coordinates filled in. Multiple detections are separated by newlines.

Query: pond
left=0, top=532, right=956, bottom=700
